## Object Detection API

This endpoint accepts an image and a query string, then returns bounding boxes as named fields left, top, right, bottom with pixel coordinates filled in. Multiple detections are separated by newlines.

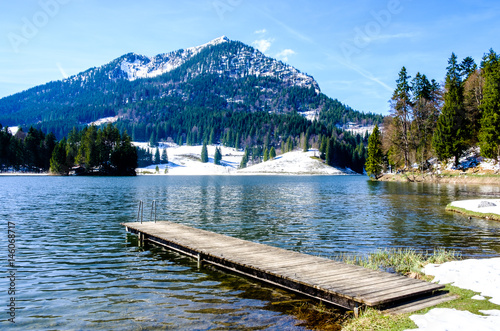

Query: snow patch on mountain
left=89, top=116, right=120, bottom=126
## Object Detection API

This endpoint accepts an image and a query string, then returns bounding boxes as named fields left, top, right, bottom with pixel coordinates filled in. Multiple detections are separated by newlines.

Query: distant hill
left=0, top=36, right=381, bottom=140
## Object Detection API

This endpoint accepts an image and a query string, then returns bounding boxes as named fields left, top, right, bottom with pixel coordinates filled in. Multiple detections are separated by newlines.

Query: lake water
left=1, top=175, right=500, bottom=330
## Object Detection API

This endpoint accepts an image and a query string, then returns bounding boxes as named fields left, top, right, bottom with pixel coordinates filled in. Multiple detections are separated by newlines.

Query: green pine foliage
left=200, top=142, right=208, bottom=163
left=385, top=48, right=500, bottom=171
left=433, top=53, right=468, bottom=167
left=214, top=147, right=222, bottom=165
left=269, top=146, right=276, bottom=159
left=263, top=148, right=269, bottom=161
left=49, top=124, right=137, bottom=175
left=240, top=147, right=249, bottom=168
left=154, top=148, right=160, bottom=164
left=0, top=125, right=56, bottom=172
left=161, top=148, right=169, bottom=164
left=366, top=125, right=384, bottom=179
left=390, top=66, right=413, bottom=168
left=478, top=49, right=500, bottom=160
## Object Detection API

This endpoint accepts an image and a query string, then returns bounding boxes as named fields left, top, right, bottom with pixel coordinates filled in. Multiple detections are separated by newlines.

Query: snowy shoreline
left=407, top=257, right=500, bottom=330
left=446, top=199, right=500, bottom=221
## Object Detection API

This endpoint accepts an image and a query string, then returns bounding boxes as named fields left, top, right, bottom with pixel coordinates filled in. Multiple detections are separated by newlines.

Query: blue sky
left=1, top=0, right=499, bottom=115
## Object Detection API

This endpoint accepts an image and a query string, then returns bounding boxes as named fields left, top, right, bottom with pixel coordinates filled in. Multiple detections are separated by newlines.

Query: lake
left=1, top=175, right=500, bottom=329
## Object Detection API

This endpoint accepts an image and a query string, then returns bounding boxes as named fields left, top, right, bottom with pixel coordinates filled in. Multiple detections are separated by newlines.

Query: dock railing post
left=150, top=200, right=157, bottom=223
left=141, top=201, right=144, bottom=224
left=197, top=254, right=202, bottom=269
left=137, top=201, right=144, bottom=223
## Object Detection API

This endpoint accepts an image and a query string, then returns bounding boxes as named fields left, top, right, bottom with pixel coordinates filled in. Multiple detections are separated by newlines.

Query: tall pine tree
left=432, top=53, right=468, bottom=167
left=201, top=142, right=208, bottom=163
left=214, top=147, right=222, bottom=165
left=479, top=49, right=500, bottom=161
left=366, top=125, right=384, bottom=179
left=390, top=66, right=413, bottom=169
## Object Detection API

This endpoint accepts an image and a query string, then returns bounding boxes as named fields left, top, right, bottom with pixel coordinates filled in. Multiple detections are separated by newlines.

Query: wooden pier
left=122, top=221, right=455, bottom=314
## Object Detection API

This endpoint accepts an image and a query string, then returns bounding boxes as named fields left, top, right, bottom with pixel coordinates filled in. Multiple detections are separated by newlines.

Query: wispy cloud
left=254, top=29, right=267, bottom=34
left=325, top=51, right=393, bottom=93
left=276, top=49, right=295, bottom=62
left=57, top=62, right=68, bottom=79
left=263, top=14, right=314, bottom=44
left=252, top=38, right=273, bottom=53
left=360, top=32, right=418, bottom=43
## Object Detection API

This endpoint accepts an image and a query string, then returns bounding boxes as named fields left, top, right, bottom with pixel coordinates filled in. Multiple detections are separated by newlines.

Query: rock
left=478, top=201, right=497, bottom=208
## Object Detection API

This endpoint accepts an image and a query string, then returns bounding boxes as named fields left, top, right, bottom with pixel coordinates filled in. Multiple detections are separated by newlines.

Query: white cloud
left=254, top=29, right=267, bottom=34
left=252, top=38, right=273, bottom=53
left=276, top=49, right=295, bottom=62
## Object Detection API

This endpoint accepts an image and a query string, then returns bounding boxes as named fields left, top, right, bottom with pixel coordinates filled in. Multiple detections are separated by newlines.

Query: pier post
left=197, top=254, right=202, bottom=269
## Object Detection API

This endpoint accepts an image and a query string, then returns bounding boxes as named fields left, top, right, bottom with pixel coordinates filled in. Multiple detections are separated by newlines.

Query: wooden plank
left=383, top=293, right=459, bottom=315
left=361, top=282, right=444, bottom=305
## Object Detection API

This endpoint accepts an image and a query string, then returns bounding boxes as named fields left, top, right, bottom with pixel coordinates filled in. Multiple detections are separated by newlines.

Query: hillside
left=0, top=36, right=381, bottom=140
left=135, top=143, right=353, bottom=176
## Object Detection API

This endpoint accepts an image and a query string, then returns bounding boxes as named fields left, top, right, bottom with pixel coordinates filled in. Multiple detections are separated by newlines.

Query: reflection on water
left=1, top=175, right=499, bottom=330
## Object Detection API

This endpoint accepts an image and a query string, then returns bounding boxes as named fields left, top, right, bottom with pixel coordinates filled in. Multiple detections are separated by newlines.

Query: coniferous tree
left=390, top=66, right=413, bottom=169
left=263, top=147, right=269, bottom=161
left=302, top=131, right=310, bottom=152
left=411, top=73, right=441, bottom=170
left=479, top=49, right=500, bottom=161
left=269, top=146, right=276, bottom=159
left=464, top=69, right=484, bottom=143
left=208, top=128, right=215, bottom=145
left=50, top=138, right=69, bottom=175
left=201, top=142, right=208, bottom=163
left=366, top=125, right=384, bottom=179
left=239, top=147, right=249, bottom=168
left=214, top=147, right=222, bottom=165
left=433, top=53, right=468, bottom=167
left=161, top=148, right=169, bottom=164
left=154, top=147, right=160, bottom=164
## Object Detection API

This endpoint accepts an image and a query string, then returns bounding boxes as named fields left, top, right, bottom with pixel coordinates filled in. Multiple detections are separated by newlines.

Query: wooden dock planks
left=122, top=221, right=451, bottom=311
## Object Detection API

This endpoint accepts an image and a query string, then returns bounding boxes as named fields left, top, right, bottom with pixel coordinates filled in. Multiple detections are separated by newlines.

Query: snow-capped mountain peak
left=117, top=36, right=230, bottom=81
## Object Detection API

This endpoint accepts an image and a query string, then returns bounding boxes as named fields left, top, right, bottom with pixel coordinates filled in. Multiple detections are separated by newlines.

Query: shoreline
left=378, top=172, right=500, bottom=185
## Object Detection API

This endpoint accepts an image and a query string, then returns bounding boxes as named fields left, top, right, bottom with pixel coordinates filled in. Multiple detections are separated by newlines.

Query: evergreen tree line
left=368, top=49, right=500, bottom=176
left=50, top=124, right=137, bottom=175
left=0, top=125, right=56, bottom=172
left=137, top=147, right=169, bottom=168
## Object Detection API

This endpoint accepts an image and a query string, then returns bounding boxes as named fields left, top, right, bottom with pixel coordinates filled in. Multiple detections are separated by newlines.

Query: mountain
left=0, top=36, right=381, bottom=139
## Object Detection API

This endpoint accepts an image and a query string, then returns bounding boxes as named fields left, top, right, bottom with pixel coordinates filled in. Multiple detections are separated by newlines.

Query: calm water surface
left=1, top=175, right=500, bottom=330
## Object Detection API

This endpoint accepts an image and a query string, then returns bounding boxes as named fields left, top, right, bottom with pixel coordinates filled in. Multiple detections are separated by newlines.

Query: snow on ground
left=337, top=122, right=375, bottom=136
left=435, top=147, right=500, bottom=173
left=300, top=110, right=319, bottom=121
left=406, top=258, right=500, bottom=330
left=237, top=150, right=352, bottom=175
left=135, top=143, right=243, bottom=175
left=7, top=126, right=19, bottom=135
left=133, top=143, right=351, bottom=176
left=89, top=116, right=120, bottom=126
left=449, top=199, right=500, bottom=217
